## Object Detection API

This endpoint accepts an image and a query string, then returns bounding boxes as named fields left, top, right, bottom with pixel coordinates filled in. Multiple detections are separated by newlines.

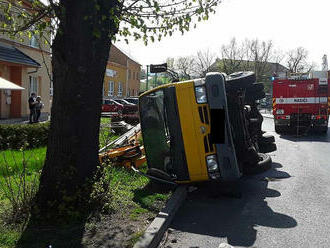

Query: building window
left=128, top=70, right=131, bottom=79
left=108, top=81, right=114, bottom=97
left=118, top=82, right=122, bottom=97
left=30, top=35, right=39, bottom=48
left=106, top=69, right=117, bottom=77
left=136, top=72, right=139, bottom=80
left=29, top=76, right=38, bottom=96
left=50, top=81, right=53, bottom=96
left=127, top=88, right=130, bottom=97
left=133, top=72, right=135, bottom=80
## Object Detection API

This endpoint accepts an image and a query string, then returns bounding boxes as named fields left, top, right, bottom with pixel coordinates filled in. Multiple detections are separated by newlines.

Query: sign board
left=150, top=63, right=167, bottom=73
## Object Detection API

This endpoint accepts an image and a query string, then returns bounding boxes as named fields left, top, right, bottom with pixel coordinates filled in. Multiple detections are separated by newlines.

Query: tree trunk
left=33, top=0, right=120, bottom=222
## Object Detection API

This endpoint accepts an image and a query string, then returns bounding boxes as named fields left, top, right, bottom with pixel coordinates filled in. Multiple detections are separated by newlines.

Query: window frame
left=118, top=82, right=123, bottom=97
left=108, top=81, right=114, bottom=97
left=29, top=76, right=38, bottom=96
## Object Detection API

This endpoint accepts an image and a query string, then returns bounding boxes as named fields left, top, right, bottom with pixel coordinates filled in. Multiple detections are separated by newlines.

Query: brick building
left=103, top=45, right=141, bottom=99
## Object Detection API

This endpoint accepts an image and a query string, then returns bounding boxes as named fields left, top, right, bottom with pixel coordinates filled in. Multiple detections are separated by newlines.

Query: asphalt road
left=162, top=117, right=330, bottom=248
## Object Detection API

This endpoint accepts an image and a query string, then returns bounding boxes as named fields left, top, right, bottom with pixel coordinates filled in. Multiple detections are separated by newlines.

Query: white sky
left=116, top=0, right=330, bottom=69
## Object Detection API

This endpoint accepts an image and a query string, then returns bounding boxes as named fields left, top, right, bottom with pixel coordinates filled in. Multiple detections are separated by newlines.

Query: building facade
left=103, top=45, right=141, bottom=99
left=0, top=1, right=51, bottom=120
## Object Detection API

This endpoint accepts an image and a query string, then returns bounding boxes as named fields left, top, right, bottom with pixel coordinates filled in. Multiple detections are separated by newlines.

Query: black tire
left=275, top=125, right=282, bottom=134
left=258, top=142, right=277, bottom=153
left=243, top=153, right=272, bottom=175
left=275, top=125, right=287, bottom=134
left=246, top=83, right=264, bottom=94
left=314, top=126, right=328, bottom=134
left=259, top=134, right=275, bottom=143
left=226, top=71, right=256, bottom=90
left=245, top=90, right=265, bottom=102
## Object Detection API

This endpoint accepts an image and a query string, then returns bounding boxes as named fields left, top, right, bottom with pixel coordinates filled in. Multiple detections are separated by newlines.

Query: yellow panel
left=175, top=82, right=209, bottom=182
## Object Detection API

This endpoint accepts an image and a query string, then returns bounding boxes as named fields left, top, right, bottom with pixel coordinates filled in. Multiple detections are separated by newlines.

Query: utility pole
left=146, top=65, right=149, bottom=91
left=322, top=54, right=328, bottom=71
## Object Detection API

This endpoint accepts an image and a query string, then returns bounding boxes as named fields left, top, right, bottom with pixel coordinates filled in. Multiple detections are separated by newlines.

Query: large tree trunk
left=33, top=0, right=120, bottom=221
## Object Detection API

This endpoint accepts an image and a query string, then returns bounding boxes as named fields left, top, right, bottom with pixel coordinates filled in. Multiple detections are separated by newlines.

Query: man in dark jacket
left=28, top=92, right=36, bottom=124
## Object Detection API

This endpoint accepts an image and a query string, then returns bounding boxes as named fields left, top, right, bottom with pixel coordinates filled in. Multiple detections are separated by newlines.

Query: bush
left=0, top=122, right=49, bottom=150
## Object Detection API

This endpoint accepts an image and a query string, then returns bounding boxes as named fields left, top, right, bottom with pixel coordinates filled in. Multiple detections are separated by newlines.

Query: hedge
left=0, top=122, right=49, bottom=150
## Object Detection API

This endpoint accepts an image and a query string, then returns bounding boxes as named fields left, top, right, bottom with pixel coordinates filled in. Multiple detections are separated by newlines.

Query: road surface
left=162, top=117, right=330, bottom=248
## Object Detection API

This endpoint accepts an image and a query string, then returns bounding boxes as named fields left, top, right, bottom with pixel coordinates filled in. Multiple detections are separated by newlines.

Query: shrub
left=0, top=149, right=40, bottom=224
left=0, top=122, right=49, bottom=150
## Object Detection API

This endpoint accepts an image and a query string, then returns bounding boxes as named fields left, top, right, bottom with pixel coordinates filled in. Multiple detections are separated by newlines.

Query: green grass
left=0, top=124, right=171, bottom=248
left=99, top=117, right=119, bottom=149
left=0, top=147, right=46, bottom=177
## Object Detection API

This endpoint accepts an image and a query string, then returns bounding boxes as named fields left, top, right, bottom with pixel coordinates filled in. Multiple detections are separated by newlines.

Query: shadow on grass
left=132, top=182, right=173, bottom=212
left=16, top=214, right=89, bottom=248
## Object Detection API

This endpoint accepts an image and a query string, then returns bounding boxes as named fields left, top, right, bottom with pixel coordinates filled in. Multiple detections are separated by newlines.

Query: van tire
left=245, top=90, right=266, bottom=102
left=246, top=83, right=264, bottom=93
left=258, top=142, right=277, bottom=153
left=243, top=153, right=272, bottom=175
left=226, top=71, right=256, bottom=90
left=259, top=134, right=275, bottom=143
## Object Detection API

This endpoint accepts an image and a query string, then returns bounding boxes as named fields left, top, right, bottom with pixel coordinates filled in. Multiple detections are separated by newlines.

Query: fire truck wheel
left=315, top=126, right=328, bottom=134
left=243, top=153, right=272, bottom=175
left=258, top=142, right=277, bottom=153
left=275, top=125, right=288, bottom=134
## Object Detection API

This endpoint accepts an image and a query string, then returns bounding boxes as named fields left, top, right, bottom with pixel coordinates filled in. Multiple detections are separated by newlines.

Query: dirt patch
left=82, top=210, right=155, bottom=248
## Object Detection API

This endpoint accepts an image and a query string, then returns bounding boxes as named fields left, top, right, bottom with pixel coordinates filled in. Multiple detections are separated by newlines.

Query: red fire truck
left=272, top=71, right=330, bottom=134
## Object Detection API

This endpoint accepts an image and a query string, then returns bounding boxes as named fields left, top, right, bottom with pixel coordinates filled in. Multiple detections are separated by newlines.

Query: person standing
left=28, top=92, right=36, bottom=124
left=35, top=96, right=44, bottom=122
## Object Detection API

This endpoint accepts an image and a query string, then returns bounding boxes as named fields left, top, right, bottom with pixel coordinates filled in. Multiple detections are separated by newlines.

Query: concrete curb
left=133, top=185, right=187, bottom=248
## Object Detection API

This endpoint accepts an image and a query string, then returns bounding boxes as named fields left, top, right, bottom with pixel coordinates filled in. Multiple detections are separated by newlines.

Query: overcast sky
left=116, top=0, right=330, bottom=69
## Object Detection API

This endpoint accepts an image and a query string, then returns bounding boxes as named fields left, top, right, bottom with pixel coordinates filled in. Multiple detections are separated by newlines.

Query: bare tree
left=175, top=56, right=196, bottom=80
left=193, top=49, right=216, bottom=78
left=286, top=47, right=312, bottom=73
left=219, top=38, right=244, bottom=74
left=246, top=39, right=273, bottom=81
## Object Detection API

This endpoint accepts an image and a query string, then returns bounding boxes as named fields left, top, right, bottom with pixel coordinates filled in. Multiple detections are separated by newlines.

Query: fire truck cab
left=273, top=71, right=330, bottom=134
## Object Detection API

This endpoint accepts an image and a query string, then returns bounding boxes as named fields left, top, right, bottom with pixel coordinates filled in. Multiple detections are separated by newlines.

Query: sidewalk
left=258, top=108, right=273, bottom=119
left=262, top=113, right=273, bottom=119
left=0, top=113, right=50, bottom=124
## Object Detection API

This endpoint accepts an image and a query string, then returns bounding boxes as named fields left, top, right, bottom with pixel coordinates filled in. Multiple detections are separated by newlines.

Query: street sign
left=150, top=63, right=167, bottom=73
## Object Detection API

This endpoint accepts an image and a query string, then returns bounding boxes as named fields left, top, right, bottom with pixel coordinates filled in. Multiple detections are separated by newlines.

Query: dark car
left=124, top=98, right=139, bottom=105
left=102, top=99, right=124, bottom=113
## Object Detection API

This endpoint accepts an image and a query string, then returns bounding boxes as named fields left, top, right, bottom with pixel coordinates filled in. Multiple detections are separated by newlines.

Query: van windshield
left=139, top=89, right=172, bottom=173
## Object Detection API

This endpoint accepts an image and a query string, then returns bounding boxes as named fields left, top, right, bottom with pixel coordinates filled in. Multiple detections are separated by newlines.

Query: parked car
left=115, top=99, right=135, bottom=106
left=102, top=99, right=124, bottom=113
left=124, top=97, right=139, bottom=105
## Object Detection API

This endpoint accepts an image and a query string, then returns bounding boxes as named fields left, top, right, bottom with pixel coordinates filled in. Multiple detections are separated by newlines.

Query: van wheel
left=258, top=142, right=277, bottom=153
left=259, top=134, right=275, bottom=143
left=245, top=90, right=266, bottom=102
left=226, top=71, right=256, bottom=90
left=243, top=153, right=272, bottom=175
